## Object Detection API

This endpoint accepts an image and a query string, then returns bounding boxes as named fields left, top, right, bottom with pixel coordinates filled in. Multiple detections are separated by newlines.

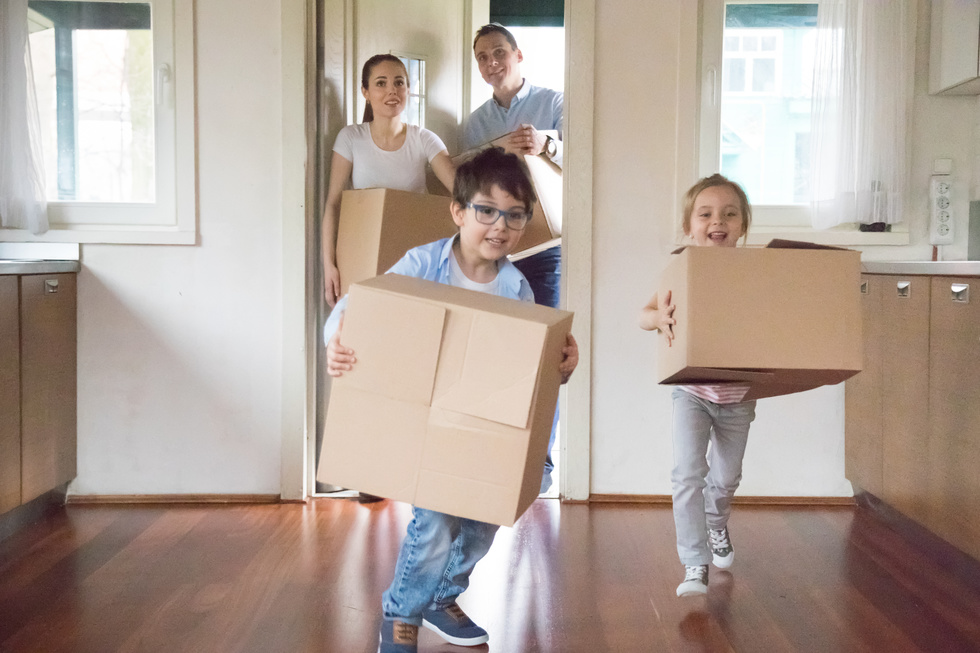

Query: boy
left=324, top=148, right=579, bottom=653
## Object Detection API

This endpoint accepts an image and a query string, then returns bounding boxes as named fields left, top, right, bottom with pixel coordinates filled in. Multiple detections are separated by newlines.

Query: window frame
left=5, top=0, right=196, bottom=245
left=394, top=52, right=426, bottom=128
left=698, top=0, right=909, bottom=245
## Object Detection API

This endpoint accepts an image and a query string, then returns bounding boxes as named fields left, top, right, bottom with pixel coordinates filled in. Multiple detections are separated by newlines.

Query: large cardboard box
left=453, top=132, right=562, bottom=261
left=336, top=188, right=456, bottom=296
left=656, top=240, right=863, bottom=400
left=317, top=273, right=574, bottom=526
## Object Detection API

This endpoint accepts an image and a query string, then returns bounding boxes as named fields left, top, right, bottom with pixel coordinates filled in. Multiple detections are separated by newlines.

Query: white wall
left=66, top=0, right=978, bottom=499
left=72, top=0, right=288, bottom=495
left=586, top=0, right=977, bottom=496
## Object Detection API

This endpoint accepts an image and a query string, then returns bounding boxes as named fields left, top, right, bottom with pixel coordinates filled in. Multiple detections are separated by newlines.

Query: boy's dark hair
left=473, top=23, right=519, bottom=50
left=453, top=148, right=536, bottom=214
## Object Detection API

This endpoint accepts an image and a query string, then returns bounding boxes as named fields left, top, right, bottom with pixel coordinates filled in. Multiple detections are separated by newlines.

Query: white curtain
left=809, top=0, right=913, bottom=229
left=0, top=0, right=49, bottom=235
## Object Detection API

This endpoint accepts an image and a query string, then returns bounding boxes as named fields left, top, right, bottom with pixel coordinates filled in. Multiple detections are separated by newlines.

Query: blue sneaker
left=421, top=603, right=489, bottom=646
left=378, top=618, right=418, bottom=653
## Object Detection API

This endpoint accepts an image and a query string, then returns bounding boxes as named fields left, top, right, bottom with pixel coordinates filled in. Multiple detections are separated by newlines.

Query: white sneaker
left=676, top=564, right=708, bottom=597
left=708, top=527, right=734, bottom=569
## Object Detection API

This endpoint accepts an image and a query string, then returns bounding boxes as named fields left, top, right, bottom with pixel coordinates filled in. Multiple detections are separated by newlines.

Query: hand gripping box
left=336, top=189, right=456, bottom=296
left=317, top=274, right=574, bottom=526
left=656, top=240, right=863, bottom=400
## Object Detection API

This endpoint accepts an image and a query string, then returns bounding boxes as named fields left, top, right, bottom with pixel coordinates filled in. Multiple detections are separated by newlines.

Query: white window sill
left=744, top=224, right=910, bottom=247
left=0, top=226, right=196, bottom=245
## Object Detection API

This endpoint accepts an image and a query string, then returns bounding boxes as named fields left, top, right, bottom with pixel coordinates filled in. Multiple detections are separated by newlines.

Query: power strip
left=929, top=175, right=953, bottom=246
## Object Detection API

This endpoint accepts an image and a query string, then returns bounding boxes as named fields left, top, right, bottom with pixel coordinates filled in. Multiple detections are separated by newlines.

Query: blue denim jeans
left=382, top=507, right=499, bottom=625
left=670, top=388, right=756, bottom=566
left=514, top=245, right=562, bottom=483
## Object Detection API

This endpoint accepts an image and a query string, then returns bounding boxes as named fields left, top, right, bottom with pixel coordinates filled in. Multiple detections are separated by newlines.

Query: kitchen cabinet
left=927, top=276, right=980, bottom=558
left=846, top=266, right=980, bottom=561
left=929, top=0, right=980, bottom=95
left=0, top=268, right=77, bottom=516
left=0, top=277, right=21, bottom=513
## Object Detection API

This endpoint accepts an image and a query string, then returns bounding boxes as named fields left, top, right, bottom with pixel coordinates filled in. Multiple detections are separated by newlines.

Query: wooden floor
left=2, top=498, right=979, bottom=653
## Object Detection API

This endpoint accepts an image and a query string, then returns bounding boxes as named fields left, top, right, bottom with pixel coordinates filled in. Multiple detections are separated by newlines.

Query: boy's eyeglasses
left=466, top=203, right=530, bottom=230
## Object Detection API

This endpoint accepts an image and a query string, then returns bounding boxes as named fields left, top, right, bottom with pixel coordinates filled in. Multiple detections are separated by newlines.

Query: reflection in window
left=396, top=54, right=425, bottom=127
left=718, top=3, right=817, bottom=205
left=28, top=1, right=154, bottom=203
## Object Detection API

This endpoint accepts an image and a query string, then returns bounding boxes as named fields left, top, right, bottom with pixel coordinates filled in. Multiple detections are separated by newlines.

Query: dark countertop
left=862, top=261, right=980, bottom=276
left=0, top=259, right=81, bottom=275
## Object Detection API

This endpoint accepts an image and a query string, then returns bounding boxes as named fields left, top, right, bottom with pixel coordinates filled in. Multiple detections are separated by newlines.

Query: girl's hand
left=639, top=291, right=676, bottom=346
left=324, top=264, right=342, bottom=307
left=559, top=333, right=579, bottom=384
left=326, top=314, right=356, bottom=377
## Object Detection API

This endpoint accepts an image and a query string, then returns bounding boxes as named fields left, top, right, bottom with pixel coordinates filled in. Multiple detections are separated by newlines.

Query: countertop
left=861, top=261, right=980, bottom=276
left=0, top=259, right=81, bottom=275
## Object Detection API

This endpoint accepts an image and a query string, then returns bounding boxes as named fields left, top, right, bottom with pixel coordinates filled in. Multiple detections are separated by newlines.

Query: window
left=700, top=1, right=817, bottom=228
left=396, top=54, right=426, bottom=127
left=18, top=0, right=195, bottom=244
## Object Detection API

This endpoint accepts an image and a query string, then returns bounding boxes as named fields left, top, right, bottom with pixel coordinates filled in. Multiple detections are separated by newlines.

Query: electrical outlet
left=930, top=175, right=953, bottom=246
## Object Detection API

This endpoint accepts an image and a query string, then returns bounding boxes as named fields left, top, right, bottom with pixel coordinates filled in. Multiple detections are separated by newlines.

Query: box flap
left=765, top=238, right=851, bottom=251
left=431, top=311, right=547, bottom=428
left=341, top=281, right=446, bottom=405
left=523, top=151, right=562, bottom=235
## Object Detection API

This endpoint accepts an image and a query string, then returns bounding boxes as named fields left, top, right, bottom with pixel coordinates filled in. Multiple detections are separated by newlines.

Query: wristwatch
left=543, top=135, right=558, bottom=159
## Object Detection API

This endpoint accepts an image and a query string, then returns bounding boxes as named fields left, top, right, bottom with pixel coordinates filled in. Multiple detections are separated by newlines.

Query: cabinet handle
left=860, top=281, right=869, bottom=294
left=44, top=279, right=59, bottom=294
left=896, top=281, right=911, bottom=298
left=951, top=283, right=969, bottom=303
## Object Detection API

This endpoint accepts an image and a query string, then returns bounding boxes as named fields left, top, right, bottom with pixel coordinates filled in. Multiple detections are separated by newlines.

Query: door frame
left=281, top=0, right=597, bottom=501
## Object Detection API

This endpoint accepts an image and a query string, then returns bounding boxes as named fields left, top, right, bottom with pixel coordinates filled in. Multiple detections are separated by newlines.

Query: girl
left=321, top=54, right=456, bottom=306
left=639, top=173, right=755, bottom=598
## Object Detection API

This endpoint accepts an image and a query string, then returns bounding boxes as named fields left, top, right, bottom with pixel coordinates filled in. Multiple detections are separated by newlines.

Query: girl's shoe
left=708, top=527, right=734, bottom=568
left=676, top=564, right=708, bottom=597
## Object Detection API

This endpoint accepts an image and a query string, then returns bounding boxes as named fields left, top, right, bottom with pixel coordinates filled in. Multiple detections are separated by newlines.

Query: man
left=465, top=23, right=563, bottom=492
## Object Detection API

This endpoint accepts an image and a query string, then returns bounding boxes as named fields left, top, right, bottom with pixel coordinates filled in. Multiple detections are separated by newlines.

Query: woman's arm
left=430, top=150, right=456, bottom=193
left=321, top=152, right=354, bottom=306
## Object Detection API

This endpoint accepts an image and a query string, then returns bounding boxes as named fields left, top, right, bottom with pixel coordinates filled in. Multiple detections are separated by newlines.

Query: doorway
left=309, top=0, right=568, bottom=500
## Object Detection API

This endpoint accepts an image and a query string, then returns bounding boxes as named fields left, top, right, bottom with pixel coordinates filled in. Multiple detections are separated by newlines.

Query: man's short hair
left=473, top=23, right=519, bottom=50
left=453, top=148, right=536, bottom=214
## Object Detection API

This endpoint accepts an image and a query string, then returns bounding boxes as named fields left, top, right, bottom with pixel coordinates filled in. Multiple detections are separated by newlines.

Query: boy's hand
left=326, top=314, right=356, bottom=377
left=639, top=290, right=676, bottom=346
left=559, top=333, right=579, bottom=384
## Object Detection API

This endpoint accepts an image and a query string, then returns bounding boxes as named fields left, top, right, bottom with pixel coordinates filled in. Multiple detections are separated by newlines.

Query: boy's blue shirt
left=323, top=236, right=535, bottom=345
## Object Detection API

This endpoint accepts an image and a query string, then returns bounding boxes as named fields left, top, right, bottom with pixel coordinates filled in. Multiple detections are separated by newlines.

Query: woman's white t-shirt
left=333, top=123, right=447, bottom=193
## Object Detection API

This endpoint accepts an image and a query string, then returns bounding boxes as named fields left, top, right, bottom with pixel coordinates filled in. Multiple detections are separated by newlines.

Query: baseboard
left=855, top=491, right=980, bottom=580
left=584, top=494, right=856, bottom=506
left=0, top=484, right=68, bottom=543
left=66, top=494, right=281, bottom=505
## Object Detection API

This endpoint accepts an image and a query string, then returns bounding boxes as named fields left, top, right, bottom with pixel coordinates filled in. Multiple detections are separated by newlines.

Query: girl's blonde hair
left=681, top=173, right=752, bottom=243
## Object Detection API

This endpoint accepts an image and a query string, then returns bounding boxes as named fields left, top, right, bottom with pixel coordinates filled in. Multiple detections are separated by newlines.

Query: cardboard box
left=336, top=188, right=456, bottom=296
left=317, top=273, right=574, bottom=526
left=453, top=132, right=562, bottom=260
left=656, top=240, right=863, bottom=400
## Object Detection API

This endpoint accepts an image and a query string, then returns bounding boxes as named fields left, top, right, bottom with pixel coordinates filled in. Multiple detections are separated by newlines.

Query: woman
left=321, top=54, right=456, bottom=305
